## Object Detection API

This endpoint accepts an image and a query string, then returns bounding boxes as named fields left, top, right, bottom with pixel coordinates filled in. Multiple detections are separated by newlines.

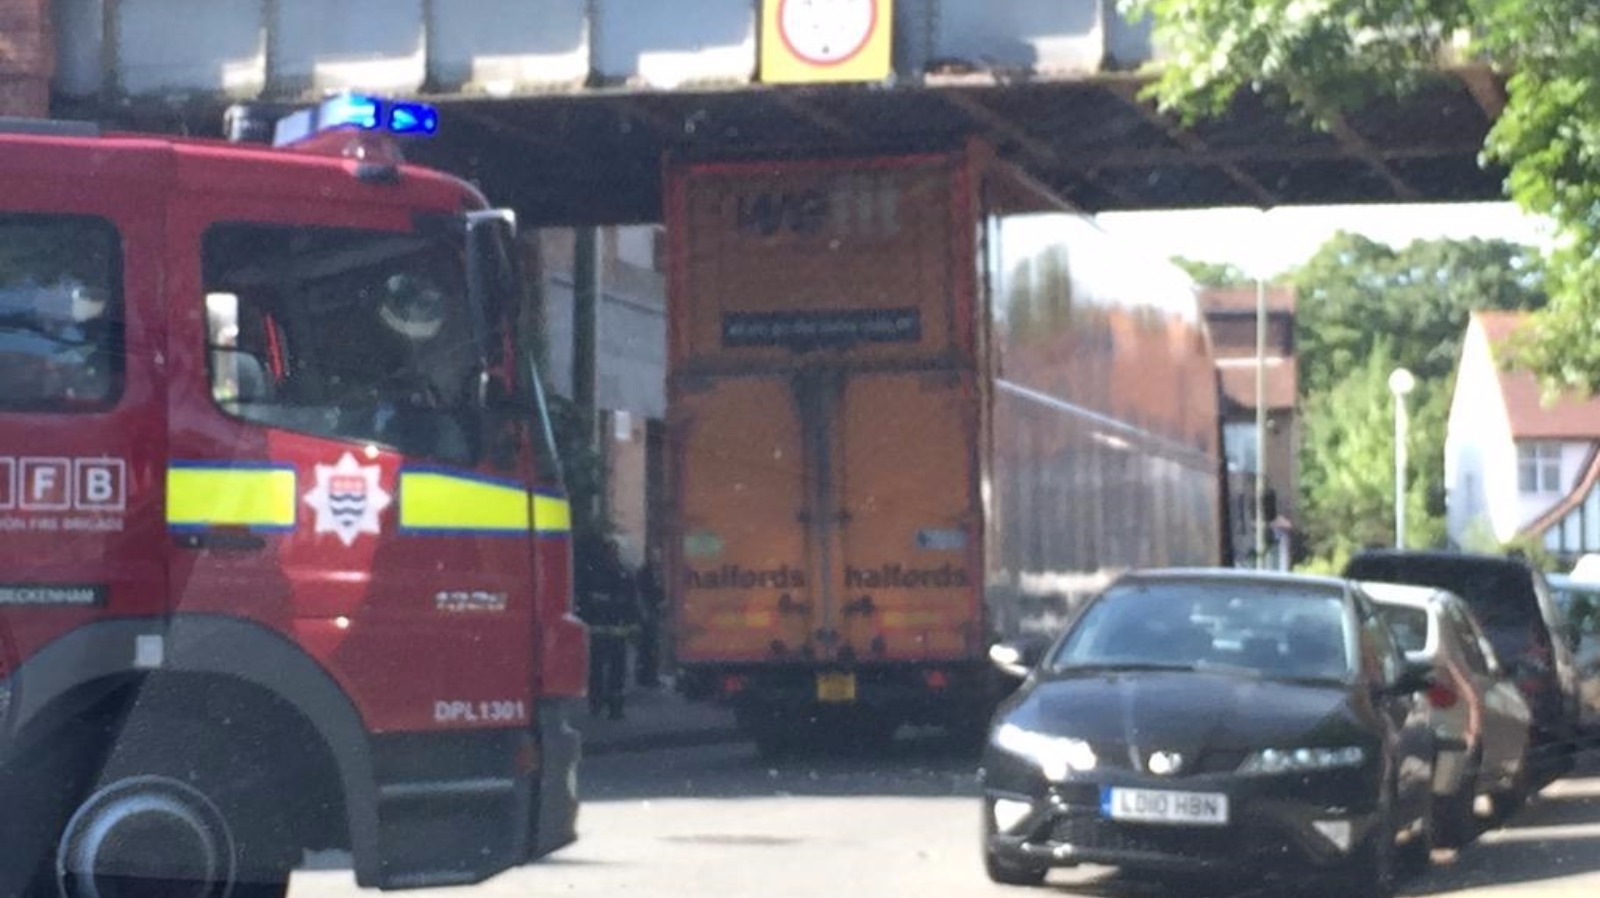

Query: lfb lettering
left=76, top=460, right=125, bottom=510
left=19, top=459, right=70, bottom=510
left=33, top=466, right=56, bottom=501
left=6, top=457, right=125, bottom=512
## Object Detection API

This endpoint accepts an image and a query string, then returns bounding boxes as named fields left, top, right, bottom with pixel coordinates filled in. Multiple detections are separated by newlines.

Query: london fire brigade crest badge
left=304, top=452, right=392, bottom=546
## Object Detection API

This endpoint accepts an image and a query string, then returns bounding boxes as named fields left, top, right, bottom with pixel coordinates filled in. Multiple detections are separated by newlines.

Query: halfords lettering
left=845, top=563, right=970, bottom=590
left=685, top=564, right=807, bottom=590
left=0, top=584, right=106, bottom=606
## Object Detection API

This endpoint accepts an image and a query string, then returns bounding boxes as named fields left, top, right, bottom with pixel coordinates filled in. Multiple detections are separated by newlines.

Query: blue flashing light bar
left=273, top=93, right=439, bottom=147
left=387, top=101, right=439, bottom=137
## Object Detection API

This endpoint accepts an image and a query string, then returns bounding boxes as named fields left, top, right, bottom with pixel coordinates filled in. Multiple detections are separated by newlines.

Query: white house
left=1446, top=311, right=1600, bottom=560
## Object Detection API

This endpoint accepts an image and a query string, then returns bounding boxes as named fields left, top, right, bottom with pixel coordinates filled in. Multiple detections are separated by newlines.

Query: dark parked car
left=980, top=570, right=1436, bottom=897
left=1344, top=550, right=1581, bottom=781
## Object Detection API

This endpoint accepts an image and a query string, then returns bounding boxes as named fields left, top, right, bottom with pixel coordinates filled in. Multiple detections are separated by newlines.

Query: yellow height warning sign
left=761, top=0, right=893, bottom=84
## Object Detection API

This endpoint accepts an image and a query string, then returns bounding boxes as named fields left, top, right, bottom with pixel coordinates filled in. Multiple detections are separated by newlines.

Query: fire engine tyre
left=49, top=701, right=298, bottom=898
left=55, top=776, right=243, bottom=898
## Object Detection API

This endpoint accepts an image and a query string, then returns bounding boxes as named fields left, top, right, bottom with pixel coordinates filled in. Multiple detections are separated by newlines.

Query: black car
left=980, top=570, right=1436, bottom=896
left=1344, top=550, right=1582, bottom=781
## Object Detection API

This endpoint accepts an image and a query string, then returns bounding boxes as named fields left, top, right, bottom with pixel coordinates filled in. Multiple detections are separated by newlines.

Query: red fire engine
left=0, top=95, right=586, bottom=897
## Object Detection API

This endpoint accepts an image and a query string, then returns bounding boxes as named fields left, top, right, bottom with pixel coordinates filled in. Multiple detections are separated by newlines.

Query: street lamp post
left=1254, top=275, right=1268, bottom=569
left=1388, top=368, right=1416, bottom=549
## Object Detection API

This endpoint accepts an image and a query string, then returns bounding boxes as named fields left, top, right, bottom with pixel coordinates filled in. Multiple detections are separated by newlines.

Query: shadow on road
left=580, top=728, right=984, bottom=803
left=1039, top=871, right=1274, bottom=898
left=1405, top=774, right=1600, bottom=895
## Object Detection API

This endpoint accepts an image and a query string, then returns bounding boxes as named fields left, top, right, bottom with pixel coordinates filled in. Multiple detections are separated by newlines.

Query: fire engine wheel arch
left=0, top=616, right=381, bottom=888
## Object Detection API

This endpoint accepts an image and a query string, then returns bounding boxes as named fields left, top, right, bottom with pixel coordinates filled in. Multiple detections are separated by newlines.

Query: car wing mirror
left=990, top=637, right=1050, bottom=679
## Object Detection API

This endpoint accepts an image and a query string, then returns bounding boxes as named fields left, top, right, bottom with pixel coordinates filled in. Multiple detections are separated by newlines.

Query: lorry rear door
left=0, top=140, right=169, bottom=672
left=831, top=370, right=980, bottom=662
left=672, top=375, right=815, bottom=664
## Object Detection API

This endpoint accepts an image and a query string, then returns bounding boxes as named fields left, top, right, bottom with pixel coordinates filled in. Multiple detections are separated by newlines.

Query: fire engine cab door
left=673, top=374, right=815, bottom=664
left=0, top=156, right=169, bottom=674
left=830, top=369, right=980, bottom=663
left=165, top=205, right=539, bottom=735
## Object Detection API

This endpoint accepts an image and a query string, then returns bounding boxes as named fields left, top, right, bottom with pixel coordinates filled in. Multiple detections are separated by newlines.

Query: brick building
left=1200, top=285, right=1300, bottom=568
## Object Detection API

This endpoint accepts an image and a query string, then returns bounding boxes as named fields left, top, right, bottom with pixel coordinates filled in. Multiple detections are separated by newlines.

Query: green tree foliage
left=1299, top=345, right=1444, bottom=561
left=1288, top=234, right=1544, bottom=562
left=1293, top=232, right=1546, bottom=396
left=1121, top=0, right=1599, bottom=392
left=1172, top=256, right=1252, bottom=287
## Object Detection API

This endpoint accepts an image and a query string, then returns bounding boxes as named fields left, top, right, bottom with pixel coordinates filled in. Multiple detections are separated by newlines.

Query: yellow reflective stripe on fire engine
left=398, top=469, right=530, bottom=535
left=532, top=492, right=571, bottom=536
left=166, top=463, right=298, bottom=530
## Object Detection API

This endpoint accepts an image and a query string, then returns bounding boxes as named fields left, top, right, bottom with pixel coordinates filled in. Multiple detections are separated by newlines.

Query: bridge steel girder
left=50, top=0, right=1509, bottom=227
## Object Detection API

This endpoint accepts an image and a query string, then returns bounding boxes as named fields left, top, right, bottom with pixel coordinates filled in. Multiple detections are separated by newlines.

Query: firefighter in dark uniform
left=576, top=535, right=641, bottom=720
left=634, top=549, right=665, bottom=688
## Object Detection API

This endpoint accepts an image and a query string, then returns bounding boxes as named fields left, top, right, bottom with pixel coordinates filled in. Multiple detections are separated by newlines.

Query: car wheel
left=1490, top=750, right=1534, bottom=822
left=981, top=802, right=1048, bottom=887
left=984, top=848, right=1048, bottom=887
left=1325, top=806, right=1396, bottom=898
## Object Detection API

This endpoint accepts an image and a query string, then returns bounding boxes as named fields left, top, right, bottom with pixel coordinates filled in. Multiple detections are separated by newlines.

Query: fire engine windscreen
left=202, top=223, right=493, bottom=466
left=0, top=214, right=121, bottom=410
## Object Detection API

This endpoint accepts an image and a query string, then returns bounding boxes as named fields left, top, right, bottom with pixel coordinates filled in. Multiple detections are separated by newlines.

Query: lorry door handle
left=172, top=530, right=267, bottom=552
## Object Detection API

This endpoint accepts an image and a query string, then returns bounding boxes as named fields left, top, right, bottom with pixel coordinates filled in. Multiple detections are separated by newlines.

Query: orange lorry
left=664, top=143, right=1225, bottom=752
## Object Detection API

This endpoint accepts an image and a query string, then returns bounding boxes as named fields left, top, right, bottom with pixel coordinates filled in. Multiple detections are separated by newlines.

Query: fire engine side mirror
left=467, top=208, right=518, bottom=238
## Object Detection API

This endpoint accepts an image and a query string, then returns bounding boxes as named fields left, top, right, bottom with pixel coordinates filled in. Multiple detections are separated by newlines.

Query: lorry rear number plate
left=816, top=672, right=857, bottom=703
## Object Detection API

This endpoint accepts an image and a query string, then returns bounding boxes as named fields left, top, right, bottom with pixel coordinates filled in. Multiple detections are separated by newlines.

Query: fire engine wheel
left=53, top=775, right=279, bottom=898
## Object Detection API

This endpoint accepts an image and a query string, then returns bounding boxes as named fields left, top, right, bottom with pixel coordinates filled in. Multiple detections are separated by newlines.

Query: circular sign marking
left=777, top=0, right=879, bottom=67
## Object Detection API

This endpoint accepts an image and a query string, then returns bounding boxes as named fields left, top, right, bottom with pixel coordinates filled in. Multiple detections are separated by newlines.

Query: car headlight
left=1237, top=746, right=1367, bottom=775
left=992, top=722, right=1097, bottom=781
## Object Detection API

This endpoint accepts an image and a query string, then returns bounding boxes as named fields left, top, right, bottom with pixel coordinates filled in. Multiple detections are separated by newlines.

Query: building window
left=1223, top=422, right=1258, bottom=474
left=1518, top=442, right=1562, bottom=494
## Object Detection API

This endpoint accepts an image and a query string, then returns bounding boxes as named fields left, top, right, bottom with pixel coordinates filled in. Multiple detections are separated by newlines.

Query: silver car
left=1364, top=582, right=1533, bottom=847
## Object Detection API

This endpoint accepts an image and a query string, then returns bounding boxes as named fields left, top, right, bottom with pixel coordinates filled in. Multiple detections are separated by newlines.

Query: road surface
left=290, top=737, right=1600, bottom=898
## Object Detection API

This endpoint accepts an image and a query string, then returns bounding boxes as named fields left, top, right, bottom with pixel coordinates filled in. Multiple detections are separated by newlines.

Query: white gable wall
left=1446, top=319, right=1518, bottom=545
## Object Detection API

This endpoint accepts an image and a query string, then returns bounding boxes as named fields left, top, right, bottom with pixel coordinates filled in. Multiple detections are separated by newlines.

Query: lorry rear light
left=923, top=670, right=949, bottom=690
left=1426, top=684, right=1458, bottom=710
left=722, top=675, right=746, bottom=696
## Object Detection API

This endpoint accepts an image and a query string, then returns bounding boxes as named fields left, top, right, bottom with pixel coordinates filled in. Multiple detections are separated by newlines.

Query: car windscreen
left=1049, top=581, right=1355, bottom=681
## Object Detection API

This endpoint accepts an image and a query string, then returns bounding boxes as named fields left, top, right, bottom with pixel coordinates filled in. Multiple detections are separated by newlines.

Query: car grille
left=1048, top=815, right=1234, bottom=858
left=1090, top=744, right=1250, bottom=776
